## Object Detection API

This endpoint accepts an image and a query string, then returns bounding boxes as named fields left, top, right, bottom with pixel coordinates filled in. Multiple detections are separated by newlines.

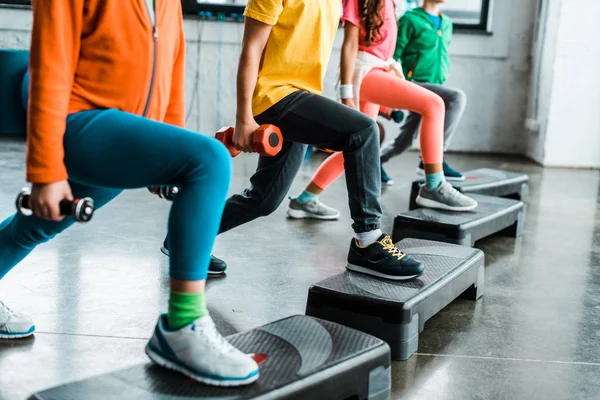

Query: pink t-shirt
left=342, top=0, right=398, bottom=61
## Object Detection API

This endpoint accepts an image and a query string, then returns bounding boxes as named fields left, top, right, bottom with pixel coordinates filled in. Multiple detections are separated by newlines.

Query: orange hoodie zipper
left=142, top=0, right=158, bottom=117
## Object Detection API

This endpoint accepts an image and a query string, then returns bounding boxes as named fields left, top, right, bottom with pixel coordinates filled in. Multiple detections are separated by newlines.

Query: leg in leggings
left=219, top=90, right=381, bottom=234
left=164, top=139, right=307, bottom=243
left=300, top=69, right=445, bottom=198
left=360, top=70, right=445, bottom=184
left=380, top=82, right=467, bottom=163
left=0, top=182, right=121, bottom=279
left=1, top=109, right=230, bottom=282
left=359, top=72, right=476, bottom=210
left=0, top=108, right=261, bottom=383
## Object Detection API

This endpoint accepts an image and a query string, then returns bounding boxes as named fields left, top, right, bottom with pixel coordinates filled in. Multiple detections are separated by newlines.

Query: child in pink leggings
left=286, top=0, right=476, bottom=221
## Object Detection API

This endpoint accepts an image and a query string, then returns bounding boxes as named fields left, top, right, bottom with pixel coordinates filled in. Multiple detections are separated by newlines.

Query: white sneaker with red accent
left=146, top=314, right=259, bottom=387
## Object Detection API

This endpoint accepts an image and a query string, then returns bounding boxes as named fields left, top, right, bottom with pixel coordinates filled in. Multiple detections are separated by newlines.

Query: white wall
left=0, top=1, right=536, bottom=155
left=526, top=0, right=600, bottom=168
left=525, top=0, right=561, bottom=164
left=543, top=0, right=600, bottom=168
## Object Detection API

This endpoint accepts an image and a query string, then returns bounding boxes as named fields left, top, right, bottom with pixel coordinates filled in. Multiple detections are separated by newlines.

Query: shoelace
left=310, top=199, right=331, bottom=213
left=289, top=197, right=330, bottom=214
left=192, top=321, right=237, bottom=354
left=439, top=183, right=462, bottom=199
left=380, top=236, right=406, bottom=260
left=0, top=301, right=18, bottom=318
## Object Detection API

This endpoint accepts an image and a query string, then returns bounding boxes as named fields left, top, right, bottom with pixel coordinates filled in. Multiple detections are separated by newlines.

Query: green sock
left=167, top=290, right=207, bottom=331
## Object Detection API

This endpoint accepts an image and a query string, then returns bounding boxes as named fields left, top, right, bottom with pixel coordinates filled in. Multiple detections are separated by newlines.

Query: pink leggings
left=311, top=69, right=445, bottom=190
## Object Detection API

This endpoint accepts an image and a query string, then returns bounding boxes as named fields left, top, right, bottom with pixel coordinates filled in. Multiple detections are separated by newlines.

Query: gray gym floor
left=1, top=137, right=599, bottom=400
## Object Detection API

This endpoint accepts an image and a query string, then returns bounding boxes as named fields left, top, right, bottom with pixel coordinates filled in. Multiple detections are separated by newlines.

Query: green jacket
left=394, top=8, right=453, bottom=85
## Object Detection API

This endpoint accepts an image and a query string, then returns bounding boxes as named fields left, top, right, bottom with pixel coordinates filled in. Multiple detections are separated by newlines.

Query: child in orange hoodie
left=0, top=0, right=258, bottom=386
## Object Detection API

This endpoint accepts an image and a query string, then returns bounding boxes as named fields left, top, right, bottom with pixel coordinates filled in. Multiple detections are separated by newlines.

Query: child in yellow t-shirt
left=219, top=0, right=425, bottom=281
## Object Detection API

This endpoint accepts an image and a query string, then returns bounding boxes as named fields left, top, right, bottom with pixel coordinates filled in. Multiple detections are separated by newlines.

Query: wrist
left=339, top=84, right=354, bottom=100
left=235, top=111, right=254, bottom=124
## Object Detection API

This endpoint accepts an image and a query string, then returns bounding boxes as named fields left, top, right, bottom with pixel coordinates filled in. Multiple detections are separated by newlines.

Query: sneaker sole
left=160, top=247, right=225, bottom=275
left=145, top=343, right=259, bottom=387
left=416, top=168, right=465, bottom=181
left=287, top=208, right=340, bottom=220
left=382, top=180, right=394, bottom=186
left=415, top=196, right=478, bottom=212
left=346, top=263, right=422, bottom=281
left=0, top=327, right=35, bottom=339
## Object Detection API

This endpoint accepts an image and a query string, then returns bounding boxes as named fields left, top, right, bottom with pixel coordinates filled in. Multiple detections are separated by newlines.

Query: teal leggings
left=0, top=108, right=232, bottom=281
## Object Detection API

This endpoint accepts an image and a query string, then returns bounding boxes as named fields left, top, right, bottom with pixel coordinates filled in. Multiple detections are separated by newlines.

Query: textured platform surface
left=29, top=316, right=391, bottom=400
left=395, top=194, right=524, bottom=246
left=452, top=168, right=529, bottom=193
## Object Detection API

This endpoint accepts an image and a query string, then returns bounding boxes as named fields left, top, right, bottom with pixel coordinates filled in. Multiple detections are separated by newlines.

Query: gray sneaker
left=416, top=182, right=478, bottom=212
left=287, top=197, right=340, bottom=220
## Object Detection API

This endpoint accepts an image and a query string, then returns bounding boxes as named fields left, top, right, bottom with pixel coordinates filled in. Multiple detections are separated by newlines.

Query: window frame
left=0, top=0, right=493, bottom=34
left=445, top=0, right=493, bottom=33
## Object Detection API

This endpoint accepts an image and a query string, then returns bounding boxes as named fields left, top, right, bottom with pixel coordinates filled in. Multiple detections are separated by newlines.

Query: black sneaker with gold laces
left=347, top=234, right=424, bottom=280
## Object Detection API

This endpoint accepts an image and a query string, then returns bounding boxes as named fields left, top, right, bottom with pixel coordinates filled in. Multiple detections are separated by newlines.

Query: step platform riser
left=29, top=316, right=391, bottom=400
left=306, top=240, right=484, bottom=362
left=395, top=194, right=525, bottom=247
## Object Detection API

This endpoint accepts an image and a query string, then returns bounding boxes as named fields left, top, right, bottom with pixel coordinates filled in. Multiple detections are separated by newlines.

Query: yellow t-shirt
left=244, top=0, right=341, bottom=116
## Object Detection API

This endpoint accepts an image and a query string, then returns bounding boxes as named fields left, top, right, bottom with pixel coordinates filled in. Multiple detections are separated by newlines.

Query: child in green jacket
left=380, top=0, right=467, bottom=184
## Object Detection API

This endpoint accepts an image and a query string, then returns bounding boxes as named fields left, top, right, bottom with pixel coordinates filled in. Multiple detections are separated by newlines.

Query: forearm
left=235, top=47, right=260, bottom=123
left=340, top=41, right=358, bottom=85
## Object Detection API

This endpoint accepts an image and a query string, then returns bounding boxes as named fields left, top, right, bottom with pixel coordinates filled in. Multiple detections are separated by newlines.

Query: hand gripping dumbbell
left=215, top=125, right=283, bottom=157
left=16, top=188, right=95, bottom=223
left=379, top=107, right=405, bottom=124
left=159, top=185, right=179, bottom=201
left=390, top=110, right=405, bottom=124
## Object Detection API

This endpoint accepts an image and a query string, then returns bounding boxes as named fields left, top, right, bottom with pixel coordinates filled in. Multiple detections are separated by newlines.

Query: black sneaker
left=347, top=234, right=424, bottom=280
left=160, top=240, right=227, bottom=275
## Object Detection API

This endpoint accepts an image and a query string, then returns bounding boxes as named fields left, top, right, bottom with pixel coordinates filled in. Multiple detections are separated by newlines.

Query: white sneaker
left=0, top=301, right=35, bottom=339
left=146, top=314, right=259, bottom=387
left=287, top=198, right=340, bottom=220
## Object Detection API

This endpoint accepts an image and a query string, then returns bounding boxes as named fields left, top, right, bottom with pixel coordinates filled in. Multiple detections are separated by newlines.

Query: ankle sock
left=356, top=229, right=383, bottom=247
left=425, top=171, right=445, bottom=190
left=167, top=290, right=207, bottom=331
left=297, top=190, right=318, bottom=204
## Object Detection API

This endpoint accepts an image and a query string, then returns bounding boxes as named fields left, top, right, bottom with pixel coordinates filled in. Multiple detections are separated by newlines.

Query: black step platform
left=409, top=168, right=529, bottom=209
left=306, top=239, right=484, bottom=361
left=29, top=316, right=391, bottom=400
left=396, top=194, right=524, bottom=247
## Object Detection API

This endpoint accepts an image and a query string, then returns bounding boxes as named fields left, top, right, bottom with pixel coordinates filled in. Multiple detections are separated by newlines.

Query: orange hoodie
left=27, top=0, right=186, bottom=183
